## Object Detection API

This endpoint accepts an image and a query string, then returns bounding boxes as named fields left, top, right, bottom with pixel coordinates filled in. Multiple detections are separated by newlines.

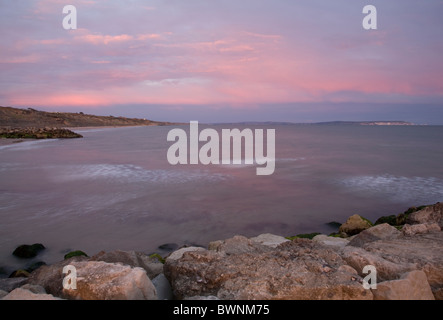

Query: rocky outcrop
left=372, top=271, right=435, bottom=300
left=339, top=214, right=373, bottom=236
left=0, top=127, right=82, bottom=139
left=165, top=236, right=372, bottom=300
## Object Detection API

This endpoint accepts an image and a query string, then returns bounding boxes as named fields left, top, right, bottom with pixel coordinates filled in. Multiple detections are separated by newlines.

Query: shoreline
left=1, top=202, right=441, bottom=300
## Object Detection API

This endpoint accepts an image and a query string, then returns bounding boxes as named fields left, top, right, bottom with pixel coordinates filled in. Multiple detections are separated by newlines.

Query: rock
left=372, top=270, right=435, bottom=300
left=342, top=231, right=443, bottom=297
left=64, top=250, right=88, bottom=260
left=341, top=246, right=416, bottom=282
left=27, top=255, right=88, bottom=296
left=0, top=290, right=7, bottom=299
left=90, top=250, right=163, bottom=280
left=166, top=247, right=207, bottom=262
left=402, top=223, right=441, bottom=236
left=165, top=237, right=372, bottom=300
left=312, top=235, right=350, bottom=249
left=184, top=295, right=220, bottom=300
left=375, top=215, right=397, bottom=226
left=12, top=243, right=45, bottom=258
left=339, top=215, right=373, bottom=236
left=0, top=277, right=28, bottom=292
left=348, top=223, right=401, bottom=247
left=60, top=261, right=157, bottom=300
left=25, top=261, right=46, bottom=273
left=249, top=233, right=290, bottom=248
left=158, top=243, right=179, bottom=252
left=152, top=273, right=173, bottom=300
left=20, top=284, right=47, bottom=294
left=2, top=288, right=62, bottom=300
left=407, top=202, right=443, bottom=227
left=433, top=288, right=443, bottom=300
left=207, top=235, right=271, bottom=256
left=326, top=221, right=342, bottom=229
left=9, top=269, right=31, bottom=278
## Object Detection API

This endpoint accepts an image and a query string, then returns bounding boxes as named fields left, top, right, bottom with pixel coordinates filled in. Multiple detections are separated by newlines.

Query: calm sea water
left=1, top=124, right=443, bottom=272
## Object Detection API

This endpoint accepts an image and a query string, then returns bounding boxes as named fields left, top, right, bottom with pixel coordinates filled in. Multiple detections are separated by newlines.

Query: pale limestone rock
left=166, top=247, right=206, bottom=262
left=372, top=270, right=435, bottom=300
left=402, top=223, right=441, bottom=236
left=250, top=233, right=290, bottom=248
left=2, top=288, right=61, bottom=300
left=312, top=235, right=349, bottom=249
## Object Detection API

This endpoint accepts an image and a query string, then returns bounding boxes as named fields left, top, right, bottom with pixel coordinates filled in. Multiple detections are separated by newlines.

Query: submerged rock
left=12, top=244, right=45, bottom=259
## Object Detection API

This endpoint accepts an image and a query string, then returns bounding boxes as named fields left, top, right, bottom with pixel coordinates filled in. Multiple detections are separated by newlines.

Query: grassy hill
left=0, top=106, right=172, bottom=128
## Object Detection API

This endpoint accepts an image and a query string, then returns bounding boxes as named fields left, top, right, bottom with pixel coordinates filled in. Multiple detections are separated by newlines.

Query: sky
left=1, top=0, right=442, bottom=123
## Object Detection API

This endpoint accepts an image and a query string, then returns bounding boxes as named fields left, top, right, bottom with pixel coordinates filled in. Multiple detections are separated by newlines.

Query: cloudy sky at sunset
left=1, top=0, right=442, bottom=123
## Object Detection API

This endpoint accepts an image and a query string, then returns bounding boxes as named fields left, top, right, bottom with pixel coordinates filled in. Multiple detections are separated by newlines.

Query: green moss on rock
left=286, top=232, right=321, bottom=240
left=64, top=250, right=88, bottom=260
left=149, top=253, right=165, bottom=264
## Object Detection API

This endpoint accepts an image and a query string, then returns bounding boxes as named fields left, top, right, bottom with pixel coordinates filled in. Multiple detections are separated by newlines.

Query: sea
left=1, top=124, right=443, bottom=272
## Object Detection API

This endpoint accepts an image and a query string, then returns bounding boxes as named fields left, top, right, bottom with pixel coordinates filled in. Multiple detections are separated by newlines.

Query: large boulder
left=348, top=223, right=401, bottom=247
left=90, top=250, right=163, bottom=279
left=406, top=202, right=443, bottom=227
left=339, top=215, right=373, bottom=236
left=27, top=256, right=88, bottom=297
left=61, top=261, right=157, bottom=300
left=165, top=237, right=372, bottom=300
left=372, top=270, right=435, bottom=300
